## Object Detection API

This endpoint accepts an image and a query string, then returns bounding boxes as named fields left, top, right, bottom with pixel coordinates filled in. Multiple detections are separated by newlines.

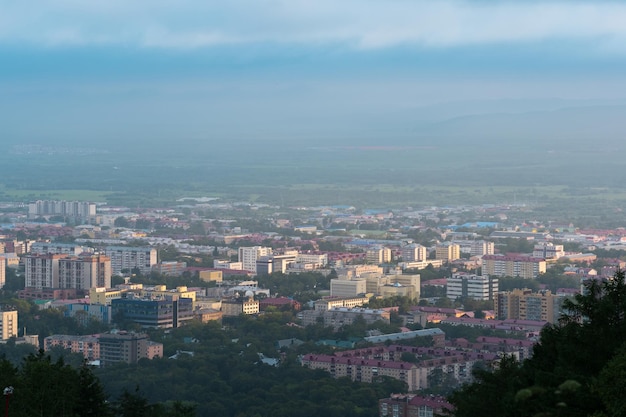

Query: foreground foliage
left=449, top=270, right=626, bottom=417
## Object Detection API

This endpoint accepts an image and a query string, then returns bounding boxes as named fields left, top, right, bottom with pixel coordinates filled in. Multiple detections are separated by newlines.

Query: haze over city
left=3, top=3, right=626, bottom=417
left=3, top=1, right=626, bottom=146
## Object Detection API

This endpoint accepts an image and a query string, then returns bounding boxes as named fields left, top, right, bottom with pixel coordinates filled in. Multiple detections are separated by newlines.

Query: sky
left=2, top=0, right=626, bottom=145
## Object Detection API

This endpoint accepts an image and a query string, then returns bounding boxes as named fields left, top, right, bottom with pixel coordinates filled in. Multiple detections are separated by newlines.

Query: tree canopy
left=448, top=270, right=626, bottom=417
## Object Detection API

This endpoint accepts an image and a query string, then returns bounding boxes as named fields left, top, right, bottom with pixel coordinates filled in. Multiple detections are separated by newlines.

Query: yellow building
left=89, top=287, right=123, bottom=305
left=495, top=288, right=564, bottom=323
left=435, top=244, right=461, bottom=261
left=199, top=270, right=223, bottom=283
left=0, top=310, right=18, bottom=340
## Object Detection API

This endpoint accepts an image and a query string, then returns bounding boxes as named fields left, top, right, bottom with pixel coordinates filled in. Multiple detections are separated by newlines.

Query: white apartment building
left=28, top=200, right=96, bottom=219
left=0, top=310, right=18, bottom=340
left=447, top=273, right=498, bottom=301
left=25, top=254, right=66, bottom=289
left=470, top=240, right=495, bottom=257
left=238, top=246, right=273, bottom=273
left=103, top=246, right=157, bottom=275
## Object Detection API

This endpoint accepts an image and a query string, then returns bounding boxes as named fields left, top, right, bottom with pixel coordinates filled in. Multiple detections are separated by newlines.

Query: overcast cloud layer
left=2, top=0, right=626, bottom=51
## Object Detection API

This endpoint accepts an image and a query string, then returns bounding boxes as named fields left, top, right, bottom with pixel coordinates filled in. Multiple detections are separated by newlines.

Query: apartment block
left=470, top=240, right=495, bottom=257
left=0, top=310, right=18, bottom=340
left=0, top=257, right=5, bottom=289
left=28, top=200, right=96, bottom=219
left=301, top=354, right=421, bottom=391
left=104, top=246, right=157, bottom=275
left=495, top=288, right=566, bottom=323
left=379, top=395, right=453, bottom=417
left=98, top=331, right=162, bottom=366
left=401, top=244, right=428, bottom=262
left=447, top=273, right=498, bottom=301
left=24, top=254, right=66, bottom=289
left=482, top=255, right=547, bottom=279
left=435, top=243, right=461, bottom=261
left=58, top=254, right=111, bottom=290
left=30, top=242, right=93, bottom=256
left=366, top=247, right=393, bottom=264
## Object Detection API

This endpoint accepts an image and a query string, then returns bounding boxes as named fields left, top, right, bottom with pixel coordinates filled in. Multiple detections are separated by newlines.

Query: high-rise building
left=24, top=254, right=66, bottom=289
left=495, top=288, right=567, bottom=323
left=0, top=310, right=18, bottom=340
left=401, top=244, right=428, bottom=262
left=112, top=295, right=194, bottom=328
left=435, top=243, right=461, bottom=261
left=470, top=240, right=495, bottom=257
left=0, top=257, right=5, bottom=289
left=58, top=254, right=111, bottom=290
left=238, top=246, right=273, bottom=273
left=366, top=247, right=393, bottom=264
left=28, top=200, right=96, bottom=219
left=103, top=246, right=157, bottom=275
left=447, top=273, right=498, bottom=301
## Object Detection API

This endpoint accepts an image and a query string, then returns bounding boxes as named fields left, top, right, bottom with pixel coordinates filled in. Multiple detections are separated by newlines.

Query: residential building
left=44, top=334, right=100, bottom=361
left=28, top=200, right=96, bottom=220
left=30, top=242, right=92, bottom=256
left=470, top=240, right=495, bottom=257
left=435, top=243, right=461, bottom=261
left=301, top=354, right=421, bottom=391
left=495, top=288, right=567, bottom=323
left=401, top=244, right=428, bottom=262
left=98, top=331, right=163, bottom=366
left=366, top=247, right=393, bottom=264
left=24, top=254, right=66, bottom=289
left=0, top=310, right=18, bottom=340
left=323, top=307, right=391, bottom=330
left=447, top=273, right=498, bottom=301
left=104, top=246, right=157, bottom=275
left=64, top=303, right=112, bottom=324
left=58, top=254, right=111, bottom=290
left=238, top=246, right=273, bottom=273
left=0, top=257, right=5, bottom=288
left=482, top=255, right=547, bottom=279
left=379, top=394, right=453, bottom=417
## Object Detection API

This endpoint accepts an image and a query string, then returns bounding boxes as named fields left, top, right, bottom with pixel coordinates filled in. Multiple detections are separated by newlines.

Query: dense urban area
left=1, top=196, right=626, bottom=416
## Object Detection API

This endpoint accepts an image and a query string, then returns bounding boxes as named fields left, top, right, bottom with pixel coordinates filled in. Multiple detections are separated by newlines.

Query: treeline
left=449, top=270, right=626, bottom=417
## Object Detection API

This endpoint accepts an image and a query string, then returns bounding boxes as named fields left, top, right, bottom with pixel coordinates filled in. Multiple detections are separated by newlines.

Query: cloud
left=2, top=0, right=626, bottom=51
